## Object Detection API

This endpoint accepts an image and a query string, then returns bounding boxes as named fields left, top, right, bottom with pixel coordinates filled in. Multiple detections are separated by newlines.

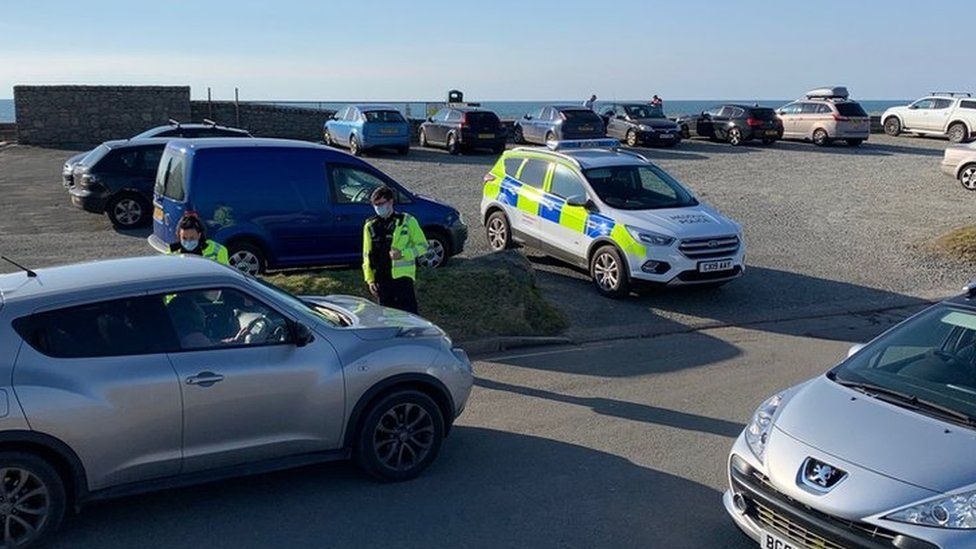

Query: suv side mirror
left=292, top=322, right=314, bottom=347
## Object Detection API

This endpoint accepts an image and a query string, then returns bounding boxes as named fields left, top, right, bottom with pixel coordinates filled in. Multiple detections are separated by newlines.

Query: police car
left=480, top=139, right=745, bottom=297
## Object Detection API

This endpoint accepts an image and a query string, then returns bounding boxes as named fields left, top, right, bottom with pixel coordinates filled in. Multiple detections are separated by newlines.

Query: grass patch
left=264, top=251, right=567, bottom=342
left=935, top=225, right=976, bottom=263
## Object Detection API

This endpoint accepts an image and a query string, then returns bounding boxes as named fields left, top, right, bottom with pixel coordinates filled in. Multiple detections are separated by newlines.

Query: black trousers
left=376, top=277, right=418, bottom=314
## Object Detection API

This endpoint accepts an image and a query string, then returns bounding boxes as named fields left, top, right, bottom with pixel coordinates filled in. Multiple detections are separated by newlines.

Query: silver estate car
left=725, top=287, right=976, bottom=549
left=0, top=255, right=472, bottom=547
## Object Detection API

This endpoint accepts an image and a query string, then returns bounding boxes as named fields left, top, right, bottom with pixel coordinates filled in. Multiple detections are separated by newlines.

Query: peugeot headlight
left=625, top=226, right=674, bottom=246
left=887, top=491, right=976, bottom=529
left=745, top=393, right=783, bottom=462
left=638, top=124, right=652, bottom=131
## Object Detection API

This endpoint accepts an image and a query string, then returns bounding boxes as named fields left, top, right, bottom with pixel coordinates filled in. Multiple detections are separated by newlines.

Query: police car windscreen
left=583, top=165, right=697, bottom=210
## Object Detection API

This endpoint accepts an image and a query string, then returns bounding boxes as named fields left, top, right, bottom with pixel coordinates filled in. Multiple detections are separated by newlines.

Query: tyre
left=625, top=129, right=639, bottom=147
left=0, top=452, right=67, bottom=548
left=959, top=164, right=976, bottom=191
left=545, top=131, right=556, bottom=144
left=846, top=139, right=863, bottom=147
left=419, top=232, right=449, bottom=268
left=760, top=138, right=776, bottom=146
left=227, top=241, right=266, bottom=275
left=324, top=130, right=334, bottom=146
left=948, top=123, right=968, bottom=144
left=681, top=125, right=691, bottom=139
left=418, top=129, right=429, bottom=148
left=727, top=127, right=743, bottom=146
left=446, top=133, right=460, bottom=155
left=485, top=210, right=513, bottom=251
left=513, top=125, right=525, bottom=144
left=883, top=117, right=901, bottom=136
left=812, top=128, right=830, bottom=146
left=106, top=193, right=151, bottom=229
left=589, top=245, right=630, bottom=298
left=355, top=390, right=445, bottom=482
left=350, top=135, right=363, bottom=156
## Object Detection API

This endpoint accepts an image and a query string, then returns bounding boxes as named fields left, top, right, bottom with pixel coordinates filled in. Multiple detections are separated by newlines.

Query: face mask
left=374, top=203, right=393, bottom=218
left=181, top=239, right=199, bottom=251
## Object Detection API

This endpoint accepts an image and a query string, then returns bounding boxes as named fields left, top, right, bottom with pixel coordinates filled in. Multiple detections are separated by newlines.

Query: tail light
left=832, top=114, right=849, bottom=122
left=483, top=173, right=497, bottom=183
left=746, top=118, right=764, bottom=127
left=460, top=113, right=469, bottom=128
left=559, top=112, right=567, bottom=121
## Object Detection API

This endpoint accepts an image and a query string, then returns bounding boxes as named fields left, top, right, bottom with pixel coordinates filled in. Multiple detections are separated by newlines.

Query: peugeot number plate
left=478, top=133, right=494, bottom=139
left=761, top=531, right=798, bottom=549
left=699, top=259, right=733, bottom=273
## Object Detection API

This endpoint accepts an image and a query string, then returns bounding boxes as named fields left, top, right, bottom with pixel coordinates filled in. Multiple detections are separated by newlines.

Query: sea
left=0, top=98, right=909, bottom=123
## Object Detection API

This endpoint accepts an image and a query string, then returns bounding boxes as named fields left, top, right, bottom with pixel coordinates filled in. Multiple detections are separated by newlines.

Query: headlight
left=887, top=490, right=976, bottom=529
left=397, top=326, right=447, bottom=340
left=745, top=393, right=783, bottom=462
left=638, top=124, right=651, bottom=131
left=625, top=226, right=674, bottom=246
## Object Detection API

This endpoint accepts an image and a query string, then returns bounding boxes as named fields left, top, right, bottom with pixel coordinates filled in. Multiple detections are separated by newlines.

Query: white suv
left=882, top=93, right=976, bottom=143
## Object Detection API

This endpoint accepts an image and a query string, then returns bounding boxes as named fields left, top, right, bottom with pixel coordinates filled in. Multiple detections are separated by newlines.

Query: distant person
left=168, top=213, right=229, bottom=265
left=583, top=94, right=597, bottom=110
left=362, top=186, right=428, bottom=314
left=651, top=95, right=663, bottom=107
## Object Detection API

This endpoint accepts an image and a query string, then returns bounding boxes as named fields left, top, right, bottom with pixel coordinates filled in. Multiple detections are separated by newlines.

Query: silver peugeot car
left=725, top=287, right=976, bottom=548
left=0, top=255, right=472, bottom=547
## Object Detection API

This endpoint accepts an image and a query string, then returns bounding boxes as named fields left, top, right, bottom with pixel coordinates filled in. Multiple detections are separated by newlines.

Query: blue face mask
left=374, top=203, right=393, bottom=218
left=181, top=239, right=199, bottom=251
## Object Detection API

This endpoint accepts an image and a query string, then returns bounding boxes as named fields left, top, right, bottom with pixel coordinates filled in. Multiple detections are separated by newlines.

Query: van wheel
left=727, top=127, right=743, bottom=146
left=419, top=233, right=449, bottom=268
left=106, top=193, right=151, bottom=229
left=590, top=245, right=630, bottom=298
left=485, top=210, right=513, bottom=251
left=513, top=125, right=525, bottom=144
left=948, top=123, right=968, bottom=144
left=227, top=241, right=266, bottom=275
left=959, top=164, right=976, bottom=191
left=355, top=390, right=444, bottom=482
left=812, top=129, right=830, bottom=146
left=446, top=133, right=460, bottom=155
left=883, top=117, right=901, bottom=136
left=0, top=452, right=67, bottom=548
left=350, top=135, right=363, bottom=156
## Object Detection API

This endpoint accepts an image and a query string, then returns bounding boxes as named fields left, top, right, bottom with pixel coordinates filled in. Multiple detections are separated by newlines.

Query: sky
left=1, top=0, right=973, bottom=101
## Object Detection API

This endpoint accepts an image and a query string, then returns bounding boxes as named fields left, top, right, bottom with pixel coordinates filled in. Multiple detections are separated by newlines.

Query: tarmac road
left=48, top=307, right=914, bottom=548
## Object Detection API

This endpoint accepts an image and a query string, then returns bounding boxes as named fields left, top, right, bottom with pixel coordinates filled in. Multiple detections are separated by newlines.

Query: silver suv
left=0, top=255, right=472, bottom=547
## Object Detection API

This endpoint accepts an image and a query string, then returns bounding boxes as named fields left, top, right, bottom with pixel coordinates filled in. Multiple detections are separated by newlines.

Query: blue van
left=148, top=138, right=466, bottom=274
left=324, top=105, right=411, bottom=156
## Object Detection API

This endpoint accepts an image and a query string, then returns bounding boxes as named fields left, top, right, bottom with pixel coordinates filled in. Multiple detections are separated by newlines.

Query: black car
left=600, top=103, right=683, bottom=147
left=68, top=138, right=170, bottom=228
left=419, top=107, right=506, bottom=154
left=677, top=104, right=783, bottom=146
left=513, top=105, right=606, bottom=145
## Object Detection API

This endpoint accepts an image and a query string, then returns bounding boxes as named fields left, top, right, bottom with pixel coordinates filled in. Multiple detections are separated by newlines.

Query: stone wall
left=14, top=85, right=191, bottom=147
left=0, top=123, right=16, bottom=143
left=190, top=101, right=334, bottom=142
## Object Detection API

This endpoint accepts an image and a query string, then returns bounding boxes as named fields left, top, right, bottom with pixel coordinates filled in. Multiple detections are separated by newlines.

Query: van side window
left=517, top=159, right=549, bottom=189
left=329, top=165, right=393, bottom=205
left=13, top=296, right=177, bottom=358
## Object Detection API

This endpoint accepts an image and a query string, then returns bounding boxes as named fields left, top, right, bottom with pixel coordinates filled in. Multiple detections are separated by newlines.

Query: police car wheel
left=106, top=193, right=150, bottom=229
left=590, top=246, right=629, bottom=298
left=485, top=211, right=512, bottom=251
left=228, top=242, right=266, bottom=275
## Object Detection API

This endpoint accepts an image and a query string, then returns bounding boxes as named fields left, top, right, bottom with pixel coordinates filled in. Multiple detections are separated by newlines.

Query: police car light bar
left=546, top=138, right=620, bottom=151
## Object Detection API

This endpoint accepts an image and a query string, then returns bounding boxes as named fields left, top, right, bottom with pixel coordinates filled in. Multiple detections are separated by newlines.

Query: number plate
left=761, top=530, right=799, bottom=549
left=478, top=133, right=495, bottom=139
left=659, top=133, right=673, bottom=139
left=153, top=206, right=164, bottom=221
left=765, top=130, right=778, bottom=136
left=699, top=259, right=733, bottom=273
left=380, top=128, right=398, bottom=135
left=580, top=125, right=593, bottom=131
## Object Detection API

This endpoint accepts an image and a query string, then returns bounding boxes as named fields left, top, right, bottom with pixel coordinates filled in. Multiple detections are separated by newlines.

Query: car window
left=13, top=296, right=177, bottom=358
left=96, top=149, right=140, bottom=173
left=446, top=111, right=462, bottom=123
left=540, top=108, right=553, bottom=121
left=329, top=164, right=397, bottom=204
left=816, top=104, right=833, bottom=114
left=163, top=288, right=291, bottom=351
left=345, top=108, right=361, bottom=122
left=798, top=103, right=817, bottom=114
left=961, top=100, right=976, bottom=110
left=517, top=159, right=549, bottom=189
left=364, top=110, right=405, bottom=123
left=530, top=108, right=545, bottom=119
left=549, top=164, right=586, bottom=200
left=584, top=165, right=697, bottom=210
left=912, top=99, right=935, bottom=109
left=503, top=157, right=524, bottom=178
left=705, top=107, right=722, bottom=117
left=153, top=129, right=179, bottom=138
left=932, top=99, right=953, bottom=110
left=717, top=106, right=734, bottom=117
left=778, top=103, right=800, bottom=115
left=432, top=108, right=449, bottom=122
left=731, top=107, right=745, bottom=118
left=835, top=103, right=867, bottom=117
left=139, top=147, right=164, bottom=174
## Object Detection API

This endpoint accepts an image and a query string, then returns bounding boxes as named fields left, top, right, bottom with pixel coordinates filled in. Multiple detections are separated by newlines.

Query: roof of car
left=353, top=104, right=400, bottom=112
left=0, top=255, right=241, bottom=305
left=552, top=105, right=592, bottom=111
left=510, top=146, right=649, bottom=169
left=165, top=137, right=331, bottom=154
left=102, top=137, right=177, bottom=149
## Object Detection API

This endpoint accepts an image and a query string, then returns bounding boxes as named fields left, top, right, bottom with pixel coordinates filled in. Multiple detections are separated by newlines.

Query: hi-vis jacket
left=168, top=239, right=230, bottom=265
left=362, top=213, right=428, bottom=283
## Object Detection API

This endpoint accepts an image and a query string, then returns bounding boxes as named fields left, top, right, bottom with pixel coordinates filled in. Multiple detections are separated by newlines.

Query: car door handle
left=186, top=372, right=224, bottom=387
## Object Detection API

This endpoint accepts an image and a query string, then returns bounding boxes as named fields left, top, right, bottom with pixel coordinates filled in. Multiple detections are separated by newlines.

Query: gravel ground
left=1, top=135, right=971, bottom=340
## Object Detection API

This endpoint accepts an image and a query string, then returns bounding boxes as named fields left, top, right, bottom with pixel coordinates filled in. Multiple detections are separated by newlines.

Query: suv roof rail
left=931, top=91, right=972, bottom=98
left=167, top=118, right=181, bottom=127
left=202, top=118, right=218, bottom=126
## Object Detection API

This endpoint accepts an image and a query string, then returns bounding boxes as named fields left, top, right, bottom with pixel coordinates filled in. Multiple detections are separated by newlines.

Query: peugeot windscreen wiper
left=833, top=377, right=976, bottom=427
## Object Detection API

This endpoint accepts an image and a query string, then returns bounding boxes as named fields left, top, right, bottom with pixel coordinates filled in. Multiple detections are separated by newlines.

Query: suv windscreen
left=561, top=109, right=602, bottom=123
left=583, top=165, right=697, bottom=210
left=364, top=110, right=405, bottom=123
left=830, top=304, right=976, bottom=424
left=624, top=105, right=665, bottom=119
left=836, top=103, right=868, bottom=117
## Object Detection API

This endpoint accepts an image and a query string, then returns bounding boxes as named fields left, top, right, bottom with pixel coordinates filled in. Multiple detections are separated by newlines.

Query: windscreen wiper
left=834, top=378, right=976, bottom=427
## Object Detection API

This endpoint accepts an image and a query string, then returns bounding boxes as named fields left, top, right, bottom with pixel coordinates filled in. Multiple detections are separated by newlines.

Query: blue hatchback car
left=148, top=138, right=466, bottom=274
left=324, top=105, right=411, bottom=156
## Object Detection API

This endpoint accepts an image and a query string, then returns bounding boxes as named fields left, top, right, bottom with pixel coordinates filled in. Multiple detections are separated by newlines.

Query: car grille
left=679, top=235, right=740, bottom=259
left=753, top=499, right=846, bottom=549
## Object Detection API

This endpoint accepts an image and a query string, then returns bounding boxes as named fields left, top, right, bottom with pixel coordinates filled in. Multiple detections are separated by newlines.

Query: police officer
left=168, top=213, right=229, bottom=265
left=362, top=186, right=428, bottom=314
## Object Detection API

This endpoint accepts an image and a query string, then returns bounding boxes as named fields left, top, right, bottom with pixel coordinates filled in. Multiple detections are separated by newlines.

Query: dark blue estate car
left=148, top=138, right=467, bottom=274
left=512, top=105, right=606, bottom=145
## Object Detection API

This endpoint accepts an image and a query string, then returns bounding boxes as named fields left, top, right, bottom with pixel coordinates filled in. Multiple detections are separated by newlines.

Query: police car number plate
left=761, top=530, right=798, bottom=549
left=699, top=259, right=733, bottom=273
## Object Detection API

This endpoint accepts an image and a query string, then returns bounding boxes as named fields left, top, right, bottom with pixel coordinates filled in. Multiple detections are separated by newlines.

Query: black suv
left=677, top=104, right=783, bottom=146
left=600, top=103, right=683, bottom=147
left=68, top=138, right=171, bottom=228
left=419, top=107, right=506, bottom=154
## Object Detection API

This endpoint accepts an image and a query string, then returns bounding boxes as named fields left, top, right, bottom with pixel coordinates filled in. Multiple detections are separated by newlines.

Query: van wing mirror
left=292, top=322, right=314, bottom=347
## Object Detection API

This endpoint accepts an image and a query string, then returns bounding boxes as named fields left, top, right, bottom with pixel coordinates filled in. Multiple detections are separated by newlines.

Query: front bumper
left=625, top=241, right=745, bottom=286
left=68, top=187, right=108, bottom=213
left=148, top=233, right=170, bottom=254
left=446, top=223, right=468, bottom=255
left=637, top=130, right=683, bottom=145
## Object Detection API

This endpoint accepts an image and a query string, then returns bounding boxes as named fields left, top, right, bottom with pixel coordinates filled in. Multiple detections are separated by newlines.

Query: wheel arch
left=0, top=430, right=89, bottom=507
left=947, top=119, right=972, bottom=136
left=222, top=232, right=273, bottom=267
left=587, top=238, right=631, bottom=273
left=483, top=203, right=508, bottom=225
left=421, top=224, right=452, bottom=256
left=342, top=373, right=457, bottom=449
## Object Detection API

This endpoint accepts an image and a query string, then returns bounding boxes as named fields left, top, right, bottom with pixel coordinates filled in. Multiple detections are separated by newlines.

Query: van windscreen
left=154, top=149, right=187, bottom=201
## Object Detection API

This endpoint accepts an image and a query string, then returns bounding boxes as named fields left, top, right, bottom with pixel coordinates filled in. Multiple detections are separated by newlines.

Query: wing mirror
left=524, top=114, right=532, bottom=120
left=292, top=322, right=315, bottom=347
left=907, top=105, right=917, bottom=110
left=566, top=195, right=596, bottom=210
left=847, top=343, right=865, bottom=358
left=427, top=116, right=433, bottom=122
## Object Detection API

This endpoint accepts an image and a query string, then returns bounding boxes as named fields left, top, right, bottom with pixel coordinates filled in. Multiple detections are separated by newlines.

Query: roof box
left=805, top=87, right=849, bottom=100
